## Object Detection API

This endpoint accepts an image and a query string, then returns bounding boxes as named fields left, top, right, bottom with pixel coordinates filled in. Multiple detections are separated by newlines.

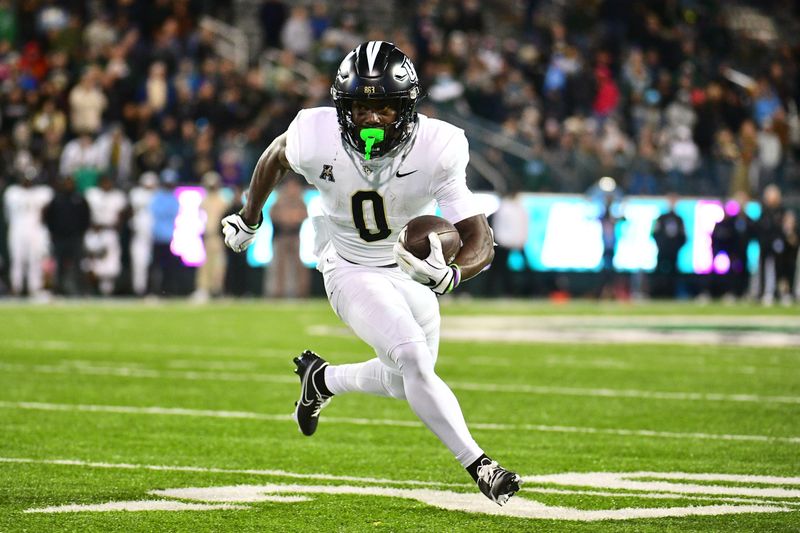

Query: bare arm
left=240, top=132, right=291, bottom=226
left=453, top=213, right=494, bottom=281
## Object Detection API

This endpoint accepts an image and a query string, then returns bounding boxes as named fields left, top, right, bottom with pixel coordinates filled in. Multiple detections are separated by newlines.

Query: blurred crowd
left=0, top=0, right=799, bottom=300
left=403, top=0, right=800, bottom=200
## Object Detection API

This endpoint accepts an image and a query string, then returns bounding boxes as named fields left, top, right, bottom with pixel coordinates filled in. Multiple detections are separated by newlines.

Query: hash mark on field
left=3, top=361, right=798, bottom=405
left=1, top=401, right=797, bottom=444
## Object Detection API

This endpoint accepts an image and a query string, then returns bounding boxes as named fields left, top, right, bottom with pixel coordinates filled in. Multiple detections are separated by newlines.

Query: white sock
left=324, top=359, right=406, bottom=399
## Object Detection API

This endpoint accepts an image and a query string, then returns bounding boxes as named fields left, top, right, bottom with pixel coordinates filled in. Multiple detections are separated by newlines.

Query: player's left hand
left=222, top=212, right=262, bottom=253
left=393, top=230, right=460, bottom=295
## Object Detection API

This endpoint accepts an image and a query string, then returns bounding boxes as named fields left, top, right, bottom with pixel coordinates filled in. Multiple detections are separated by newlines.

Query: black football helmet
left=331, top=41, right=421, bottom=159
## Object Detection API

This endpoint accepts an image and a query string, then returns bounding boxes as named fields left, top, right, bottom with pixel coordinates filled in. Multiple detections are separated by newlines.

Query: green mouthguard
left=360, top=128, right=385, bottom=160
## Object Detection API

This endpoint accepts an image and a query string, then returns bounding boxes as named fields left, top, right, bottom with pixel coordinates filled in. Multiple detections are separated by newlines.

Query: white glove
left=393, top=229, right=461, bottom=295
left=222, top=212, right=262, bottom=253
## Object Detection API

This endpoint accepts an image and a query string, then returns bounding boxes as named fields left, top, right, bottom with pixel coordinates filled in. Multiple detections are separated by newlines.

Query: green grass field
left=0, top=299, right=798, bottom=532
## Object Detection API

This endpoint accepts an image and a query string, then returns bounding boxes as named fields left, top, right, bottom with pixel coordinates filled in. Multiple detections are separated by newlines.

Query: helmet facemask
left=332, top=95, right=417, bottom=159
left=331, top=41, right=421, bottom=160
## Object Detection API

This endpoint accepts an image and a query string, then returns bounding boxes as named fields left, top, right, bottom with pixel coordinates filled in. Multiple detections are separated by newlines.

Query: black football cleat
left=475, top=458, right=522, bottom=506
left=292, top=350, right=331, bottom=436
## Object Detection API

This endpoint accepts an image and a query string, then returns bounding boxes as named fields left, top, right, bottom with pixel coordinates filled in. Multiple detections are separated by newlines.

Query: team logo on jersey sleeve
left=319, top=165, right=335, bottom=183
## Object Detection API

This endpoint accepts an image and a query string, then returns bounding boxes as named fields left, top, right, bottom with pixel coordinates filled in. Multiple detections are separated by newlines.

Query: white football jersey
left=3, top=184, right=53, bottom=234
left=285, top=107, right=481, bottom=266
left=86, top=187, right=127, bottom=227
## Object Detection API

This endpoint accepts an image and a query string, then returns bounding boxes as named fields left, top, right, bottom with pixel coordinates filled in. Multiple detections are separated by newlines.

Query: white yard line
left=0, top=339, right=296, bottom=359
left=2, top=361, right=797, bottom=405
left=308, top=323, right=800, bottom=348
left=446, top=381, right=800, bottom=405
left=2, top=457, right=799, bottom=509
left=0, top=363, right=297, bottom=385
left=0, top=456, right=469, bottom=488
left=445, top=315, right=800, bottom=327
left=0, top=401, right=797, bottom=444
left=444, top=328, right=800, bottom=348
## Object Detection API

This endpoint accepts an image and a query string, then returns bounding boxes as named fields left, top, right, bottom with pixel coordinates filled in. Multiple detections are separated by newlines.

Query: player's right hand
left=222, top=212, right=261, bottom=253
left=393, top=230, right=459, bottom=295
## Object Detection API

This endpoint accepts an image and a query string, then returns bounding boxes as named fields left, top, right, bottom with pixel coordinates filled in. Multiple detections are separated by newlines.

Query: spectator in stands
left=44, top=176, right=90, bottom=296
left=31, top=98, right=67, bottom=140
left=0, top=0, right=16, bottom=45
left=68, top=66, right=107, bottom=135
left=140, top=61, right=172, bottom=116
left=731, top=120, right=758, bottom=197
left=134, top=130, right=167, bottom=176
left=651, top=193, right=687, bottom=298
left=756, top=118, right=782, bottom=191
left=150, top=169, right=181, bottom=296
left=711, top=193, right=756, bottom=300
left=193, top=171, right=229, bottom=301
left=779, top=210, right=798, bottom=305
left=280, top=6, right=313, bottom=58
left=487, top=189, right=529, bottom=297
left=662, top=125, right=699, bottom=195
left=95, top=123, right=133, bottom=188
left=260, top=0, right=288, bottom=49
left=756, top=184, right=787, bottom=306
left=59, top=132, right=102, bottom=192
left=597, top=189, right=626, bottom=299
left=268, top=176, right=308, bottom=298
left=223, top=185, right=252, bottom=296
left=129, top=172, right=158, bottom=296
left=309, top=2, right=331, bottom=40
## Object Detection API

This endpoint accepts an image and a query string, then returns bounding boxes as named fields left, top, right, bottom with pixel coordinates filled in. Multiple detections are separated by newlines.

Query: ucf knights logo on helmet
left=331, top=41, right=421, bottom=159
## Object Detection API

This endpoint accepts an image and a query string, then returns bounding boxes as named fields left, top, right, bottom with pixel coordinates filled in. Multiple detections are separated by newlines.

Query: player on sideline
left=222, top=41, right=521, bottom=505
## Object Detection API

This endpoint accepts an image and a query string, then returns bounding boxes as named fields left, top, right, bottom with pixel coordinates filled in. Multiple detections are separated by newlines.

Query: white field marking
left=64, top=359, right=259, bottom=371
left=0, top=337, right=365, bottom=365
left=444, top=328, right=800, bottom=348
left=464, top=355, right=631, bottom=370
left=7, top=457, right=800, bottom=512
left=25, top=501, right=249, bottom=513
left=640, top=472, right=800, bottom=484
left=0, top=457, right=470, bottom=488
left=5, top=360, right=798, bottom=406
left=0, top=363, right=297, bottom=385
left=442, top=315, right=800, bottom=347
left=22, top=487, right=795, bottom=521
left=68, top=359, right=147, bottom=368
left=151, top=484, right=792, bottom=521
left=446, top=380, right=800, bottom=405
left=1, top=401, right=798, bottom=444
left=307, top=323, right=800, bottom=348
left=456, top=354, right=793, bottom=378
left=445, top=315, right=800, bottom=327
left=0, top=339, right=301, bottom=360
left=525, top=472, right=800, bottom=499
left=165, top=360, right=259, bottom=370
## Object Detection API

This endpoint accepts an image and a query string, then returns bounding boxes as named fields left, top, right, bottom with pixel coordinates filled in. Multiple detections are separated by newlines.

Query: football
left=400, top=215, right=461, bottom=263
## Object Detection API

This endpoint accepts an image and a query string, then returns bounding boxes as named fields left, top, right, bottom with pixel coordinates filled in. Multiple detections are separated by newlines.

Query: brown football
left=400, top=215, right=461, bottom=262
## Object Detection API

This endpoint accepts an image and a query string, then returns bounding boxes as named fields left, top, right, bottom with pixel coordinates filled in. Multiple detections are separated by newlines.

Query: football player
left=222, top=41, right=521, bottom=505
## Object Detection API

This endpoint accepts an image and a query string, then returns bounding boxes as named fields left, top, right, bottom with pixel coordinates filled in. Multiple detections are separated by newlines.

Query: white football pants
left=320, top=251, right=483, bottom=467
left=8, top=226, right=48, bottom=295
left=130, top=234, right=152, bottom=295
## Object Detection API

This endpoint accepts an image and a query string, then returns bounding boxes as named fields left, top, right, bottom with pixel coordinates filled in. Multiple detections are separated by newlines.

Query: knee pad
left=391, top=341, right=435, bottom=382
